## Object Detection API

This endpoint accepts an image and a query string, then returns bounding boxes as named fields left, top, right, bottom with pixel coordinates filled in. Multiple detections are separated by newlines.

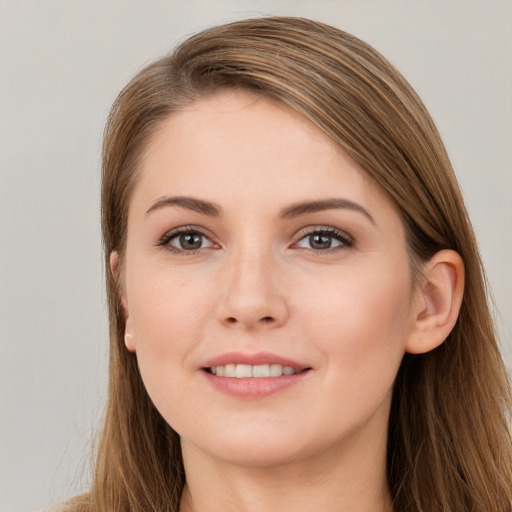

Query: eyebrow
left=146, top=196, right=222, bottom=216
left=280, top=198, right=376, bottom=225
left=145, top=195, right=375, bottom=225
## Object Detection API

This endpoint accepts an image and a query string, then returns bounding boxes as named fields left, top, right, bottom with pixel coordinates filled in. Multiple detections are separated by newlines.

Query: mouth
left=200, top=353, right=312, bottom=398
left=204, top=363, right=310, bottom=378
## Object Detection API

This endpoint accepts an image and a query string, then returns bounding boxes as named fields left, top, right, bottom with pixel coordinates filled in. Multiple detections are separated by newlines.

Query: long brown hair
left=75, top=16, right=512, bottom=511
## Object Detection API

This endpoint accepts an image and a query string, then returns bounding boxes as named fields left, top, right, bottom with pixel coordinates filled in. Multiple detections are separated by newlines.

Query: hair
left=72, top=16, right=512, bottom=512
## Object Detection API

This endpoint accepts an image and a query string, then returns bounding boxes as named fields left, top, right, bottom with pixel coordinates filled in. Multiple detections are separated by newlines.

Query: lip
left=199, top=351, right=312, bottom=399
left=201, top=351, right=309, bottom=371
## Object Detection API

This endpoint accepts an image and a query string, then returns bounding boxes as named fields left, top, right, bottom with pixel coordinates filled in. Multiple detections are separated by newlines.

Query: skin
left=115, top=90, right=464, bottom=512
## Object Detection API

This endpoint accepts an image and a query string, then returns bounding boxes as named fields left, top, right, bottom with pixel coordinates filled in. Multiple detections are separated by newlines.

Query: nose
left=215, top=247, right=289, bottom=331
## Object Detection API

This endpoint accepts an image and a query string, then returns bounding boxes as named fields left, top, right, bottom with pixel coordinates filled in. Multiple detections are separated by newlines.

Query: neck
left=179, top=416, right=393, bottom=512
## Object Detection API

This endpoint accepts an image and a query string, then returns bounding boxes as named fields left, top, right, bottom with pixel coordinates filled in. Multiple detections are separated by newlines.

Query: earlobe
left=405, top=250, right=465, bottom=355
left=124, top=318, right=136, bottom=352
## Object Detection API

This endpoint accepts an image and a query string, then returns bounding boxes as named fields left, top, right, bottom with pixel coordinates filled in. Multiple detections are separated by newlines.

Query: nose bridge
left=217, top=238, right=288, bottom=329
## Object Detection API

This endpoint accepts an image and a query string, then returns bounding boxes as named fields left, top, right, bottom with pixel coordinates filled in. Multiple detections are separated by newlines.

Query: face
left=120, top=90, right=420, bottom=469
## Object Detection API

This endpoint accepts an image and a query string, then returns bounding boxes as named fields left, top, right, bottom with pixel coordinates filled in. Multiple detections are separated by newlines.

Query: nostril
left=222, top=313, right=281, bottom=327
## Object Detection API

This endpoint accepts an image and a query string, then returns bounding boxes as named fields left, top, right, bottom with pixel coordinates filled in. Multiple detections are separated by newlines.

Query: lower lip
left=202, top=370, right=310, bottom=399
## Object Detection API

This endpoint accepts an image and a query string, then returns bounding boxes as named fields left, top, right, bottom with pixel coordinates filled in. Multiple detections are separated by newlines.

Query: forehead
left=145, top=89, right=345, bottom=168
left=131, top=89, right=397, bottom=223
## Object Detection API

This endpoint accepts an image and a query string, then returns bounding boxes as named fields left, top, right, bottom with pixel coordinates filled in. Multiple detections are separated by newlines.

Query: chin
left=193, top=440, right=311, bottom=469
left=179, top=417, right=350, bottom=470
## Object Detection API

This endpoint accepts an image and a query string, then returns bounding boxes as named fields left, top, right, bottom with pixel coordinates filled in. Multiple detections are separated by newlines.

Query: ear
left=110, top=251, right=136, bottom=353
left=405, top=250, right=465, bottom=354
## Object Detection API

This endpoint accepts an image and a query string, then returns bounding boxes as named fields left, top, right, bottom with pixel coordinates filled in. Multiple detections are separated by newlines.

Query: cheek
left=125, top=271, right=214, bottom=426
left=298, top=266, right=412, bottom=385
left=126, top=266, right=215, bottom=363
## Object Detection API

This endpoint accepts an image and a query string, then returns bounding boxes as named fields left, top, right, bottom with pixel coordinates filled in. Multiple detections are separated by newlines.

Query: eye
left=171, top=232, right=207, bottom=250
left=294, top=227, right=352, bottom=252
left=159, top=227, right=216, bottom=253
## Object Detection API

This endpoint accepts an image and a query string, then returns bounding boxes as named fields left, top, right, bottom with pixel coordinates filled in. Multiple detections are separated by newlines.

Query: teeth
left=235, top=364, right=252, bottom=378
left=270, top=363, right=283, bottom=377
left=282, top=366, right=295, bottom=375
left=210, top=363, right=298, bottom=378
left=225, top=364, right=236, bottom=378
left=252, top=364, right=270, bottom=378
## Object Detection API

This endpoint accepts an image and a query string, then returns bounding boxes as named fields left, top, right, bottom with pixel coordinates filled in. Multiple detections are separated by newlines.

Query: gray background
left=1, top=1, right=511, bottom=511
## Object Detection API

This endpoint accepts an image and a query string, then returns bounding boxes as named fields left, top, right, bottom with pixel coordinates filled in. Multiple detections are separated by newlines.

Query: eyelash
left=157, top=225, right=354, bottom=255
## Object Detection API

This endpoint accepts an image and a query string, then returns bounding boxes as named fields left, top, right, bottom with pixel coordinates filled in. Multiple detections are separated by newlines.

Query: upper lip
left=201, top=351, right=310, bottom=371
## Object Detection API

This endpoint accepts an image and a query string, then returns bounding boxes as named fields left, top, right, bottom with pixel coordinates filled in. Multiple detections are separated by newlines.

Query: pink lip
left=199, top=351, right=312, bottom=399
left=201, top=351, right=308, bottom=371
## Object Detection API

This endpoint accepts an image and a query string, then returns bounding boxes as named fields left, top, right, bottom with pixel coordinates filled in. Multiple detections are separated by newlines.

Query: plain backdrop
left=1, top=1, right=511, bottom=511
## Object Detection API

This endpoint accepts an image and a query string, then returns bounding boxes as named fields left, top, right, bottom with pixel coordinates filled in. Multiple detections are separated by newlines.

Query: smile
left=208, top=363, right=299, bottom=378
left=200, top=352, right=312, bottom=397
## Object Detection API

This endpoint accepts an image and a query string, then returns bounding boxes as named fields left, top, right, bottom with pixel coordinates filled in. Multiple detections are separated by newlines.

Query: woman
left=60, top=16, right=511, bottom=512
